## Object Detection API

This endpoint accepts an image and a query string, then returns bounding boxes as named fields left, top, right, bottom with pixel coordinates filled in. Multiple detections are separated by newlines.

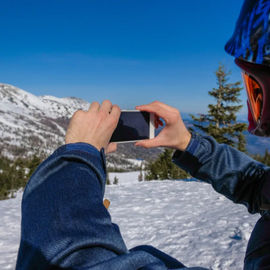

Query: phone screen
left=110, top=111, right=150, bottom=142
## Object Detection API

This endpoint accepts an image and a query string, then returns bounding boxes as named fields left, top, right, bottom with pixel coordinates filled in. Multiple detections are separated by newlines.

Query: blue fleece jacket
left=15, top=133, right=270, bottom=269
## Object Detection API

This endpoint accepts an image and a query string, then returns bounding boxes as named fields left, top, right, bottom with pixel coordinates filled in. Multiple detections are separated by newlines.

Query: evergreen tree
left=106, top=174, right=111, bottom=185
left=0, top=154, right=43, bottom=200
left=191, top=64, right=247, bottom=152
left=27, top=155, right=41, bottom=178
left=145, top=149, right=190, bottom=180
left=252, top=149, right=270, bottom=166
left=0, top=168, right=8, bottom=200
left=113, top=176, right=119, bottom=185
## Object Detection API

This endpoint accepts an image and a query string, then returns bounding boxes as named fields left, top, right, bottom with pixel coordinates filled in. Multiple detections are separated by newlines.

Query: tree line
left=0, top=155, right=41, bottom=200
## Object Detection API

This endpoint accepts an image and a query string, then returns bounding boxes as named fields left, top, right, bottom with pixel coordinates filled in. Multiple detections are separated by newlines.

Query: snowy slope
left=0, top=83, right=90, bottom=158
left=0, top=173, right=259, bottom=270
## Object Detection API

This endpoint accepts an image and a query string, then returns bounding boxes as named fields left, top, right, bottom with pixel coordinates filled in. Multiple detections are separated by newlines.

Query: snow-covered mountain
left=2, top=82, right=268, bottom=165
left=0, top=83, right=90, bottom=158
left=0, top=83, right=162, bottom=168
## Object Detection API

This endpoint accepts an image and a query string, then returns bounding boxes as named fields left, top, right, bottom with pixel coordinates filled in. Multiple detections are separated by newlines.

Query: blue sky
left=1, top=0, right=246, bottom=115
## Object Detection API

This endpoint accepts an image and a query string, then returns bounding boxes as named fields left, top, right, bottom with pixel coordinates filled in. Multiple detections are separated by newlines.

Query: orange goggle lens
left=242, top=73, right=263, bottom=122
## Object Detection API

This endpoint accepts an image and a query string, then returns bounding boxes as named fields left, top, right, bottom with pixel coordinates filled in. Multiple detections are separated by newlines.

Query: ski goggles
left=235, top=58, right=270, bottom=136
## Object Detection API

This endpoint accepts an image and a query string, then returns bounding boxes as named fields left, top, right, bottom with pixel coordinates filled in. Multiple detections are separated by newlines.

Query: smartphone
left=110, top=110, right=155, bottom=143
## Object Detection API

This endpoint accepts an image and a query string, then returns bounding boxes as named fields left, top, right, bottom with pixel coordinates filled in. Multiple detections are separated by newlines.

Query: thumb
left=105, top=142, right=117, bottom=154
left=135, top=138, right=160, bottom=149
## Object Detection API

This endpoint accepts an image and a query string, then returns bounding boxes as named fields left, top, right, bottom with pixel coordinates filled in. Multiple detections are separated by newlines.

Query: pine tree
left=0, top=154, right=44, bottom=200
left=145, top=149, right=190, bottom=180
left=113, top=176, right=119, bottom=185
left=252, top=149, right=270, bottom=166
left=106, top=174, right=111, bottom=185
left=27, top=155, right=41, bottom=179
left=191, top=64, right=247, bottom=152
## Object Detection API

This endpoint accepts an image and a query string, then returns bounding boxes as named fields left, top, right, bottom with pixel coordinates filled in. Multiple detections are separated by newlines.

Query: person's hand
left=135, top=101, right=191, bottom=151
left=65, top=100, right=120, bottom=153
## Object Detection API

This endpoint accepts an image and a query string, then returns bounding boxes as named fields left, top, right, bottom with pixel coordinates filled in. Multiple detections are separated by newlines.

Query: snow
left=0, top=83, right=91, bottom=158
left=0, top=172, right=259, bottom=270
left=0, top=192, right=22, bottom=270
left=126, top=158, right=144, bottom=167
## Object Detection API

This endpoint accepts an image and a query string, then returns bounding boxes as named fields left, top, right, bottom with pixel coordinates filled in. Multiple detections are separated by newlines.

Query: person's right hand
left=135, top=101, right=191, bottom=151
left=65, top=100, right=120, bottom=153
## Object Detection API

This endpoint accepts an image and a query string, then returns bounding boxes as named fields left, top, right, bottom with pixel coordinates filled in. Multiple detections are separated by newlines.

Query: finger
left=103, top=199, right=110, bottom=209
left=109, top=104, right=121, bottom=123
left=135, top=138, right=160, bottom=149
left=136, top=101, right=171, bottom=120
left=100, top=100, right=113, bottom=114
left=89, top=101, right=100, bottom=112
left=106, top=142, right=117, bottom=154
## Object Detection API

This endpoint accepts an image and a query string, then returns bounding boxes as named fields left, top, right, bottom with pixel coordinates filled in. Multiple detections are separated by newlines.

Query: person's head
left=225, top=0, right=270, bottom=136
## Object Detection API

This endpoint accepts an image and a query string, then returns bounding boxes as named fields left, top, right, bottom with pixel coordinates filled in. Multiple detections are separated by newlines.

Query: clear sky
left=1, top=0, right=246, bottom=115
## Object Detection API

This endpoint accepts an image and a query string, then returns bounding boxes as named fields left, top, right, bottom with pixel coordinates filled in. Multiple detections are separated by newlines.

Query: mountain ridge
left=1, top=83, right=270, bottom=164
left=0, top=83, right=90, bottom=158
left=0, top=83, right=162, bottom=170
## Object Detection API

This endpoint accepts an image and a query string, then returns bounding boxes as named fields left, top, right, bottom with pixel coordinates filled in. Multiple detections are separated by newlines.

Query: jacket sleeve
left=244, top=212, right=270, bottom=269
left=172, top=132, right=270, bottom=214
left=16, top=143, right=128, bottom=270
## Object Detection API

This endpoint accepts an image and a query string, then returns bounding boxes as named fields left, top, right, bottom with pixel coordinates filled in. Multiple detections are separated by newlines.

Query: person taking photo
left=16, top=0, right=270, bottom=269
